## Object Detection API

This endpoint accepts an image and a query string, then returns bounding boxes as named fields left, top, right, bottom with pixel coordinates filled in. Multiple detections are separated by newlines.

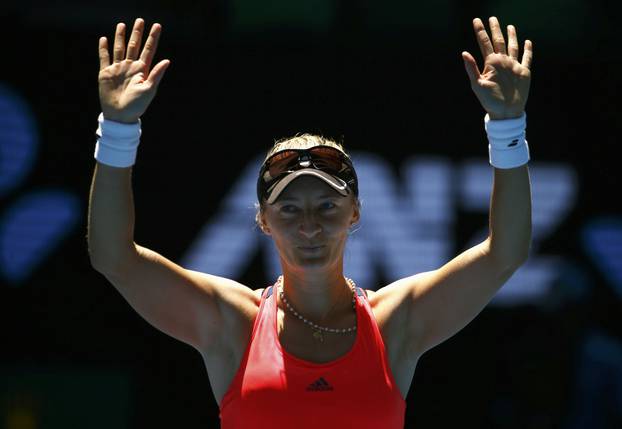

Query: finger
left=507, top=25, right=519, bottom=60
left=139, top=23, right=162, bottom=70
left=98, top=37, right=110, bottom=70
left=146, top=59, right=170, bottom=87
left=113, top=22, right=126, bottom=63
left=473, top=18, right=494, bottom=60
left=488, top=16, right=506, bottom=55
left=461, top=51, right=481, bottom=84
left=126, top=18, right=145, bottom=60
left=521, top=40, right=533, bottom=69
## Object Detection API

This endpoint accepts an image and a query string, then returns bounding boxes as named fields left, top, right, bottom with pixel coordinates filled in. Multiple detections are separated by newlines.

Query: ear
left=256, top=204, right=272, bottom=235
left=260, top=213, right=271, bottom=235
left=350, top=200, right=361, bottom=226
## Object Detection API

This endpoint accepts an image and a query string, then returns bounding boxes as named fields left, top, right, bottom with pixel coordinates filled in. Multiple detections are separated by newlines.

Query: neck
left=277, top=269, right=355, bottom=323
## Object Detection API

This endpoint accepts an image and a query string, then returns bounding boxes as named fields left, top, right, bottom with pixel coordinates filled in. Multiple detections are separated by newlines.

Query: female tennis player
left=88, top=16, right=532, bottom=428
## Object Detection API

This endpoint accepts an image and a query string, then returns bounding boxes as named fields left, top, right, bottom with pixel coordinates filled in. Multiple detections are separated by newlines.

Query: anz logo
left=180, top=152, right=580, bottom=306
left=3, top=80, right=619, bottom=304
left=0, top=83, right=81, bottom=286
left=0, top=77, right=622, bottom=305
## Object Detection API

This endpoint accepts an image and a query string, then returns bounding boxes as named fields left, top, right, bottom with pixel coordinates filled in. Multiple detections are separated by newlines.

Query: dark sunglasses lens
left=267, top=151, right=300, bottom=178
left=309, top=147, right=345, bottom=170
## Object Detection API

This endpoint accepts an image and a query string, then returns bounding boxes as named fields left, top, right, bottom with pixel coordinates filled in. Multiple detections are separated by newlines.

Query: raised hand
left=98, top=18, right=170, bottom=123
left=462, top=17, right=532, bottom=120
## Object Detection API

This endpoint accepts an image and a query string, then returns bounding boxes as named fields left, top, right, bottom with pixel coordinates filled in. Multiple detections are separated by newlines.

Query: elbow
left=89, top=252, right=117, bottom=276
left=88, top=242, right=137, bottom=276
left=89, top=253, right=112, bottom=275
left=87, top=241, right=109, bottom=273
left=508, top=247, right=530, bottom=271
left=89, top=255, right=133, bottom=281
left=485, top=237, right=531, bottom=273
left=87, top=243, right=104, bottom=272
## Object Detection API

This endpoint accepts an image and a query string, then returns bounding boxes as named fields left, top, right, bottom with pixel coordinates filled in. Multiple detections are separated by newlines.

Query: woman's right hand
left=98, top=18, right=170, bottom=124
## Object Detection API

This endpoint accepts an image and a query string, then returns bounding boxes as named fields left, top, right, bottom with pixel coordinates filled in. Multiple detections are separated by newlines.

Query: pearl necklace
left=276, top=275, right=358, bottom=342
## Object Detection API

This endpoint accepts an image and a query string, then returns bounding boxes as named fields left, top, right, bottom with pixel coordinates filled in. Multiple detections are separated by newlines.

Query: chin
left=286, top=254, right=329, bottom=269
left=301, top=256, right=343, bottom=272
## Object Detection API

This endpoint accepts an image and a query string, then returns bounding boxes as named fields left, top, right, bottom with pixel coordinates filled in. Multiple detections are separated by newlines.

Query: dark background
left=1, top=1, right=621, bottom=428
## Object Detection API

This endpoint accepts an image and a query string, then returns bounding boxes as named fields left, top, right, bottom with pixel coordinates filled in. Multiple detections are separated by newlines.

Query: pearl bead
left=277, top=275, right=357, bottom=336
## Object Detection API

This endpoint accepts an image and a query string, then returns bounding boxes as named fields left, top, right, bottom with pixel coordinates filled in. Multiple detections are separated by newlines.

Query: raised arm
left=89, top=18, right=169, bottom=268
left=87, top=18, right=253, bottom=353
left=392, top=17, right=533, bottom=357
left=460, top=16, right=532, bottom=268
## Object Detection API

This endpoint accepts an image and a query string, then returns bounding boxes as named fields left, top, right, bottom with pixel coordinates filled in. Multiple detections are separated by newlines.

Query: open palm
left=98, top=18, right=170, bottom=123
left=462, top=17, right=533, bottom=120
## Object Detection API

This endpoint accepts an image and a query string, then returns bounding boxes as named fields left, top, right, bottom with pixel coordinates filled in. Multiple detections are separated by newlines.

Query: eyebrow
left=277, top=194, right=339, bottom=202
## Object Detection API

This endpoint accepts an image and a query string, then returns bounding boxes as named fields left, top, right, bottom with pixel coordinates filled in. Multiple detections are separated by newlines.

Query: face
left=261, top=175, right=360, bottom=271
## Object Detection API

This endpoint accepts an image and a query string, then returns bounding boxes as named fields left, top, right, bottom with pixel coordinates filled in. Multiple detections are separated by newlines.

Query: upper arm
left=94, top=243, right=256, bottom=353
left=402, top=238, right=523, bottom=356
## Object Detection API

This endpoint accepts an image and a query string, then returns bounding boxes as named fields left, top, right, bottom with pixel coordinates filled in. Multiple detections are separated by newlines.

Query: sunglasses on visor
left=256, top=146, right=358, bottom=202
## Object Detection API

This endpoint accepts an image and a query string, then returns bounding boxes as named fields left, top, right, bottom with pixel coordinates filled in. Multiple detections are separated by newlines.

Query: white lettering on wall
left=180, top=152, right=577, bottom=306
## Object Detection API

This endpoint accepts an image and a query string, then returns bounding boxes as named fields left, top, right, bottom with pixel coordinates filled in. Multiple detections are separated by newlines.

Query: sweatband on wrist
left=485, top=113, right=530, bottom=169
left=94, top=113, right=142, bottom=168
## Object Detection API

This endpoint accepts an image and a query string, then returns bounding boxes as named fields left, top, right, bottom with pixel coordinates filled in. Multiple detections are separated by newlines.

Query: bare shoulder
left=182, top=272, right=262, bottom=351
left=362, top=275, right=428, bottom=335
left=364, top=280, right=409, bottom=315
left=360, top=286, right=392, bottom=326
left=370, top=274, right=429, bottom=304
left=191, top=272, right=262, bottom=321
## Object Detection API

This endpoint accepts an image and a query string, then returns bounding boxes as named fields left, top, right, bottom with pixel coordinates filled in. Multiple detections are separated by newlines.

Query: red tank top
left=218, top=280, right=407, bottom=428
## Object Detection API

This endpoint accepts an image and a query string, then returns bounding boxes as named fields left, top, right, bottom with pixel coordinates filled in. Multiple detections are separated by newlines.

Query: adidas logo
left=306, top=377, right=333, bottom=391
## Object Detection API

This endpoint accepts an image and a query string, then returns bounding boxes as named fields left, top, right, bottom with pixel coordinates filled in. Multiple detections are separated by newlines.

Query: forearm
left=487, top=165, right=532, bottom=268
left=87, top=161, right=137, bottom=273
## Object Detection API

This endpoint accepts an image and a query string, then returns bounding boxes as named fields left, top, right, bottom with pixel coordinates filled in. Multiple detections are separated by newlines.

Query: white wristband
left=94, top=113, right=141, bottom=167
left=485, top=113, right=530, bottom=169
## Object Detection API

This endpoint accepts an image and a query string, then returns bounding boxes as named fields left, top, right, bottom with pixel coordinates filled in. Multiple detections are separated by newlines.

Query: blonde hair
left=262, top=133, right=348, bottom=163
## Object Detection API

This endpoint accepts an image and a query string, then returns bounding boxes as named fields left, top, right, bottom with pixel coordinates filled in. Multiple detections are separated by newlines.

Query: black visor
left=257, top=146, right=358, bottom=204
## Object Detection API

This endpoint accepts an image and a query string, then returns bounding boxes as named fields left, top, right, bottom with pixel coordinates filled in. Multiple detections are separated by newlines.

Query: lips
left=298, top=245, right=325, bottom=250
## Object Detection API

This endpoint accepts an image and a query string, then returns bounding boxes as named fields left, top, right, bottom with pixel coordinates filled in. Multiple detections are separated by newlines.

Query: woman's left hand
left=462, top=16, right=533, bottom=120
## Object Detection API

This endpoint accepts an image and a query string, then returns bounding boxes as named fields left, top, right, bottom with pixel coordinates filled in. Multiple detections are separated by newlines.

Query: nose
left=299, top=212, right=321, bottom=238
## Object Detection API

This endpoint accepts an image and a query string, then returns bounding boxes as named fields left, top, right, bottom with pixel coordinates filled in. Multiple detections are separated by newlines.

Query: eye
left=320, top=201, right=336, bottom=210
left=280, top=205, right=299, bottom=213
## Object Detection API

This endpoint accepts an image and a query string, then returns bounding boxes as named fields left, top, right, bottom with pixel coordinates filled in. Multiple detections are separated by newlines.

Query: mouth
left=298, top=245, right=325, bottom=251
